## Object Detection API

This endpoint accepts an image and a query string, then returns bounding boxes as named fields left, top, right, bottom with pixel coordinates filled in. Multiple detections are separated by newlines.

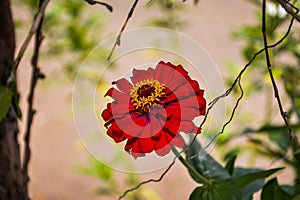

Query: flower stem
left=171, top=146, right=212, bottom=186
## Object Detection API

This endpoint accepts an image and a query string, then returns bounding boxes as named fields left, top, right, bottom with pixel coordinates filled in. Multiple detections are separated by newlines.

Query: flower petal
left=170, top=134, right=185, bottom=148
left=131, top=67, right=155, bottom=84
left=101, top=105, right=113, bottom=121
left=180, top=120, right=201, bottom=134
left=138, top=138, right=156, bottom=153
left=104, top=87, right=130, bottom=103
left=154, top=61, right=175, bottom=85
left=113, top=78, right=133, bottom=94
left=107, top=121, right=126, bottom=143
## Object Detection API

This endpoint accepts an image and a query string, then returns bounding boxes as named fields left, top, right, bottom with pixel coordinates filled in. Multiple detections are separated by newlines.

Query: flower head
left=102, top=61, right=206, bottom=158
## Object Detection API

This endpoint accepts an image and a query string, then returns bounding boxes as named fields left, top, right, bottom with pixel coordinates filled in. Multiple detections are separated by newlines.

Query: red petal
left=154, top=130, right=174, bottom=152
left=150, top=115, right=165, bottom=137
left=110, top=101, right=134, bottom=118
left=163, top=116, right=180, bottom=135
left=173, top=83, right=196, bottom=99
left=104, top=87, right=130, bottom=103
left=170, top=134, right=185, bottom=148
left=154, top=61, right=175, bottom=85
left=138, top=138, right=156, bottom=153
left=115, top=78, right=132, bottom=94
left=155, top=143, right=171, bottom=156
left=124, top=138, right=146, bottom=159
left=180, top=120, right=200, bottom=134
left=174, top=64, right=189, bottom=79
left=124, top=138, right=136, bottom=151
left=107, top=122, right=126, bottom=143
left=165, top=102, right=181, bottom=119
left=131, top=67, right=155, bottom=84
left=116, top=114, right=147, bottom=138
left=101, top=106, right=113, bottom=121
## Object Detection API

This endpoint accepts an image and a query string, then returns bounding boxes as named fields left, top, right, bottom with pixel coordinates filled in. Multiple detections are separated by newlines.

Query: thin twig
left=189, top=48, right=264, bottom=148
left=203, top=77, right=244, bottom=149
left=117, top=158, right=176, bottom=200
left=146, top=0, right=157, bottom=7
left=278, top=0, right=300, bottom=23
left=107, top=0, right=139, bottom=61
left=262, top=0, right=299, bottom=146
left=189, top=10, right=297, bottom=152
left=12, top=0, right=50, bottom=74
left=22, top=0, right=47, bottom=198
left=84, top=0, right=113, bottom=12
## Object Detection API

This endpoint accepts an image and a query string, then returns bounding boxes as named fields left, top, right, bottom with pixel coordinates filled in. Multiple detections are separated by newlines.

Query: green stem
left=171, top=146, right=212, bottom=186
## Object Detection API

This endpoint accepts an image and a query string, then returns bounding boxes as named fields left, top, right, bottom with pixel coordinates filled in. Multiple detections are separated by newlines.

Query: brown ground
left=15, top=1, right=291, bottom=200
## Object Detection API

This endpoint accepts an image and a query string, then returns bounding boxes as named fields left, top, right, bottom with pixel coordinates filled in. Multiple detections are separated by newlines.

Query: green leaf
left=242, top=124, right=300, bottom=151
left=224, top=154, right=237, bottom=175
left=0, top=86, right=13, bottom=122
left=189, top=187, right=208, bottom=200
left=268, top=131, right=290, bottom=151
left=242, top=124, right=300, bottom=135
left=186, top=139, right=231, bottom=183
left=280, top=185, right=294, bottom=195
left=261, top=178, right=292, bottom=200
left=189, top=179, right=242, bottom=200
left=233, top=168, right=265, bottom=199
left=236, top=167, right=283, bottom=189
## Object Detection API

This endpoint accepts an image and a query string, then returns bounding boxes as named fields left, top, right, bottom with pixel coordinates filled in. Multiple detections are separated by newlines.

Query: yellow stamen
left=130, top=79, right=165, bottom=113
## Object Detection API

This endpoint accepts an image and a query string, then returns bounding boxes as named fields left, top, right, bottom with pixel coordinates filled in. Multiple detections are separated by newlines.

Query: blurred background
left=13, top=0, right=300, bottom=199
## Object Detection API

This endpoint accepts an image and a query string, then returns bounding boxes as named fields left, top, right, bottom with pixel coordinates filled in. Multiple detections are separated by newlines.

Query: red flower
left=102, top=61, right=206, bottom=158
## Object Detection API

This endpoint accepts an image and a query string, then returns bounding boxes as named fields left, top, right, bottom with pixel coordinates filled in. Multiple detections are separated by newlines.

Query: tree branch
left=117, top=157, right=176, bottom=200
left=22, top=0, right=47, bottom=197
left=277, top=0, right=300, bottom=23
left=84, top=0, right=113, bottom=12
left=107, top=0, right=139, bottom=61
left=262, top=0, right=299, bottom=146
left=12, top=0, right=50, bottom=75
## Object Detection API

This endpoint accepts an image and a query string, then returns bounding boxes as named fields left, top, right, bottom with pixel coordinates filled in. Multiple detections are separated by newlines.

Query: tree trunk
left=0, top=0, right=25, bottom=199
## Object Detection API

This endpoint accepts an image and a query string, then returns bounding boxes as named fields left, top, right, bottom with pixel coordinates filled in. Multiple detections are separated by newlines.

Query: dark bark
left=0, top=0, right=25, bottom=199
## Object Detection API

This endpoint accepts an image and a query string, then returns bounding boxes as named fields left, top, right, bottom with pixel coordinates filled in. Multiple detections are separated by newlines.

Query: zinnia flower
left=102, top=61, right=206, bottom=158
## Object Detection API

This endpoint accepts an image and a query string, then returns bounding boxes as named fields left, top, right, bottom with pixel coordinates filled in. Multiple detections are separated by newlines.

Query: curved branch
left=262, top=0, right=299, bottom=146
left=12, top=0, right=50, bottom=74
left=117, top=158, right=176, bottom=200
left=22, top=0, right=47, bottom=197
left=278, top=0, right=300, bottom=23
left=84, top=0, right=113, bottom=12
left=107, top=0, right=139, bottom=61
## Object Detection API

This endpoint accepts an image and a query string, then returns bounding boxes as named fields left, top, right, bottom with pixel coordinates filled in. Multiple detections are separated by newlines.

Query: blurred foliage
left=219, top=0, right=300, bottom=199
left=147, top=0, right=186, bottom=29
left=76, top=157, right=160, bottom=200
left=16, top=0, right=110, bottom=81
left=43, top=0, right=111, bottom=80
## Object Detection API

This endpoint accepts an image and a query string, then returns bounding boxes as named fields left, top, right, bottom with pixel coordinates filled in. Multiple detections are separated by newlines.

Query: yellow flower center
left=130, top=79, right=166, bottom=113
